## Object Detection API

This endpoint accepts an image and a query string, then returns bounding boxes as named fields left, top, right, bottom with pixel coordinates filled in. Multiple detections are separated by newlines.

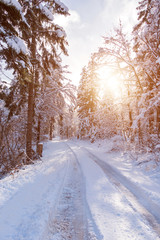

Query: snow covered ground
left=0, top=138, right=160, bottom=239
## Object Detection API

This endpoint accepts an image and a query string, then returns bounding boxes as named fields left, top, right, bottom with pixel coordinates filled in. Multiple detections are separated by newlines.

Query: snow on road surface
left=0, top=138, right=160, bottom=239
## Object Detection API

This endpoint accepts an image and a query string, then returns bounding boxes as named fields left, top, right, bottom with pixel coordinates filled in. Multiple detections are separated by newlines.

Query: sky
left=55, top=0, right=139, bottom=86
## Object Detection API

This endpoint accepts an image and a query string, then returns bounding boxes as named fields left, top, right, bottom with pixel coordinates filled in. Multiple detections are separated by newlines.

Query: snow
left=0, top=99, right=5, bottom=109
left=18, top=60, right=26, bottom=68
left=1, top=0, right=28, bottom=25
left=156, top=57, right=160, bottom=64
left=0, top=26, right=5, bottom=34
left=1, top=0, right=22, bottom=11
left=0, top=138, right=160, bottom=239
left=78, top=152, right=155, bottom=239
left=54, top=0, right=69, bottom=13
left=56, top=28, right=66, bottom=38
left=69, top=140, right=160, bottom=239
left=0, top=140, right=68, bottom=239
left=6, top=36, right=27, bottom=54
left=155, top=144, right=160, bottom=149
left=39, top=3, right=54, bottom=21
left=75, top=138, right=160, bottom=207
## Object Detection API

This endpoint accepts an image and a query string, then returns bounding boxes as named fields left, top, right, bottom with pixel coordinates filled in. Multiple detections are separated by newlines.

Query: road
left=0, top=139, right=159, bottom=239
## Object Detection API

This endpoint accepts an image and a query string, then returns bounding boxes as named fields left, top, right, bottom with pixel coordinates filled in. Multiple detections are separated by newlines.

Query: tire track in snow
left=81, top=146, right=160, bottom=238
left=66, top=143, right=103, bottom=240
left=40, top=147, right=71, bottom=240
left=41, top=142, right=96, bottom=240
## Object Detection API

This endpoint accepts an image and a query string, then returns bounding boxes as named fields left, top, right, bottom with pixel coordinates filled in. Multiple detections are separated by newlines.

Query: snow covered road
left=0, top=139, right=160, bottom=239
left=68, top=141, right=160, bottom=239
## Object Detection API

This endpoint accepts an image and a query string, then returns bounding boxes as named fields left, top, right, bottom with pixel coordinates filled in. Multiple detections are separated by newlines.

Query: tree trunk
left=157, top=107, right=160, bottom=138
left=128, top=95, right=133, bottom=140
left=59, top=114, right=63, bottom=138
left=136, top=96, right=143, bottom=147
left=26, top=16, right=36, bottom=163
left=26, top=80, right=34, bottom=163
left=36, top=113, right=41, bottom=153
left=49, top=117, right=54, bottom=140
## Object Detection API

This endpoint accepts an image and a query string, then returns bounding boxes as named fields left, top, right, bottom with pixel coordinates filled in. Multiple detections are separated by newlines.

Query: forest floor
left=0, top=137, right=160, bottom=240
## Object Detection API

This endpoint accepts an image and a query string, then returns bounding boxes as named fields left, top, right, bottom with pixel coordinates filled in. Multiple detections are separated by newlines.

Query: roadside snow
left=0, top=140, right=68, bottom=240
left=74, top=137, right=160, bottom=207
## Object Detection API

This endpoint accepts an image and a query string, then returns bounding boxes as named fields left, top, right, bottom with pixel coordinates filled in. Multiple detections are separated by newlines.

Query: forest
left=0, top=0, right=160, bottom=176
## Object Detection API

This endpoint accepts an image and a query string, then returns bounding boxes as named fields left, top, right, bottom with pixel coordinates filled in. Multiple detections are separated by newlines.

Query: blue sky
left=56, top=0, right=139, bottom=85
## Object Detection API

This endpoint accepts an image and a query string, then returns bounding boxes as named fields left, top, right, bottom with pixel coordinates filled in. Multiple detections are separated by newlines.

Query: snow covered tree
left=92, top=3, right=160, bottom=151
left=17, top=0, right=70, bottom=161
left=35, top=65, right=76, bottom=144
left=0, top=0, right=29, bottom=77
left=0, top=0, right=72, bottom=171
left=0, top=80, right=27, bottom=174
left=0, top=0, right=30, bottom=171
left=94, top=101, right=118, bottom=139
left=77, top=56, right=99, bottom=140
left=133, top=0, right=160, bottom=147
left=95, top=23, right=141, bottom=142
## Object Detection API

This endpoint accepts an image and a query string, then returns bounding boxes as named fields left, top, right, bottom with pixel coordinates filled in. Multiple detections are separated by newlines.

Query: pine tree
left=0, top=0, right=30, bottom=171
left=133, top=0, right=160, bottom=145
left=0, top=0, right=29, bottom=77
left=0, top=0, right=71, bottom=166
left=77, top=56, right=99, bottom=140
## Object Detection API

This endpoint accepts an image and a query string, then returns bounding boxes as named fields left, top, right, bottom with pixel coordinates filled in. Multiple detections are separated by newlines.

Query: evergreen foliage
left=0, top=0, right=76, bottom=174
left=77, top=56, right=99, bottom=139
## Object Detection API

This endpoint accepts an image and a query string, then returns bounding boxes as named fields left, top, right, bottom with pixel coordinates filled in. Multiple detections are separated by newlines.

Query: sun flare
left=97, top=67, right=122, bottom=99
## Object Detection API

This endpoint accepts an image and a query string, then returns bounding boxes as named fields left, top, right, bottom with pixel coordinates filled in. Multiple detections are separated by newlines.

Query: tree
left=77, top=55, right=99, bottom=140
left=34, top=65, right=76, bottom=143
left=18, top=0, right=69, bottom=161
left=133, top=0, right=160, bottom=146
left=95, top=23, right=142, bottom=142
left=0, top=0, right=29, bottom=77
left=0, top=0, right=71, bottom=172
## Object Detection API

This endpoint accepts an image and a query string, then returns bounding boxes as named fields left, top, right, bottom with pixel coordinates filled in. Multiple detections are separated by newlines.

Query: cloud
left=68, top=10, right=80, bottom=24
left=54, top=10, right=80, bottom=29
left=100, top=0, right=139, bottom=32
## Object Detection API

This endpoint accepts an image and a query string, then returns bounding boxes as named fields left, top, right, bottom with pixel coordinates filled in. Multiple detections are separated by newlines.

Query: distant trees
left=77, top=56, right=99, bottom=140
left=97, top=23, right=139, bottom=141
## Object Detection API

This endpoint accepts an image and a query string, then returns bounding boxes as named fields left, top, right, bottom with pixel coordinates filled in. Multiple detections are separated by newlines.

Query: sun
left=97, top=67, right=122, bottom=99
